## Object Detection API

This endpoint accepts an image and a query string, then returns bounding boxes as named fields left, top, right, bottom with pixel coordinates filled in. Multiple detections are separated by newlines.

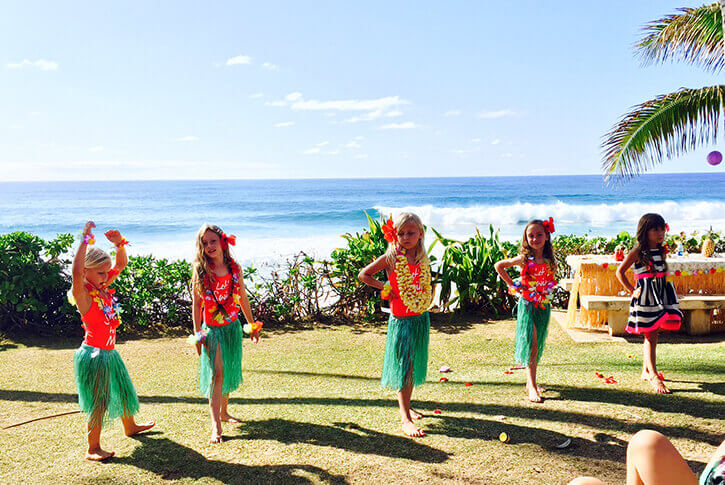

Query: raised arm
left=103, top=230, right=128, bottom=287
left=615, top=246, right=640, bottom=295
left=71, top=221, right=95, bottom=314
left=494, top=255, right=525, bottom=289
left=358, top=255, right=391, bottom=290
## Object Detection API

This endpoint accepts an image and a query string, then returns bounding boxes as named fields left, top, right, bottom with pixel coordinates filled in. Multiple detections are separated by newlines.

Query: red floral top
left=388, top=264, right=424, bottom=318
left=519, top=257, right=557, bottom=308
left=80, top=284, right=121, bottom=350
left=201, top=263, right=244, bottom=326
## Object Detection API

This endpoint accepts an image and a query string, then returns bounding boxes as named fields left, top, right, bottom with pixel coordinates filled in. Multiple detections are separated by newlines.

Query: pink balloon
left=707, top=150, right=722, bottom=166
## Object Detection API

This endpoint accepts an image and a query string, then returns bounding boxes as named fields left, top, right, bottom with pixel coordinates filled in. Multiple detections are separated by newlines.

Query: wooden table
left=565, top=254, right=725, bottom=331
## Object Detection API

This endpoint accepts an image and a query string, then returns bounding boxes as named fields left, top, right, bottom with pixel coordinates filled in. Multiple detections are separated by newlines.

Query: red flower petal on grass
left=464, top=382, right=473, bottom=387
left=439, top=377, right=448, bottom=383
left=504, top=370, right=513, bottom=375
left=433, top=409, right=442, bottom=414
left=595, top=372, right=604, bottom=378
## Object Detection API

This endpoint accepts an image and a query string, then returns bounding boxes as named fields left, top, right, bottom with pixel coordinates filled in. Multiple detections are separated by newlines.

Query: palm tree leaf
left=602, top=85, right=725, bottom=182
left=637, top=4, right=724, bottom=72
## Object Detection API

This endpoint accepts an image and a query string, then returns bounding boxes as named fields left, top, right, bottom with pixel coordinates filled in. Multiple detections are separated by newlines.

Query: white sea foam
left=375, top=200, right=725, bottom=239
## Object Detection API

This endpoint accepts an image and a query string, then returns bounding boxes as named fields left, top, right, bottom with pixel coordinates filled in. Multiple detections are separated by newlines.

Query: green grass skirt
left=198, top=320, right=243, bottom=398
left=381, top=312, right=430, bottom=390
left=514, top=298, right=551, bottom=366
left=73, top=344, right=140, bottom=428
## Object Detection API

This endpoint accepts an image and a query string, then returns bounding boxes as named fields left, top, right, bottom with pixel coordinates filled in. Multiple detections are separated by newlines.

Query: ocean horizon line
left=1, top=171, right=722, bottom=184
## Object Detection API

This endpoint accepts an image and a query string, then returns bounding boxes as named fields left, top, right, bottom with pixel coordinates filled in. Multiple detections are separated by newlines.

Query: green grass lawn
left=1, top=316, right=723, bottom=484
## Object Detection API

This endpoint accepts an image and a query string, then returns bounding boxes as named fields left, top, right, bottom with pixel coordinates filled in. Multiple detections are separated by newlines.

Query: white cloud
left=379, top=122, right=419, bottom=130
left=303, top=148, right=320, bottom=155
left=176, top=136, right=199, bottom=142
left=285, top=92, right=303, bottom=102
left=226, top=55, right=252, bottom=66
left=291, top=95, right=408, bottom=112
left=324, top=150, right=340, bottom=156
left=344, top=110, right=384, bottom=123
left=444, top=109, right=461, bottom=117
left=249, top=93, right=264, bottom=99
left=385, top=110, right=403, bottom=117
left=477, top=109, right=515, bottom=119
left=7, top=59, right=58, bottom=70
left=354, top=154, right=368, bottom=159
left=263, top=62, right=279, bottom=70
left=89, top=146, right=104, bottom=152
left=316, top=141, right=329, bottom=147
left=265, top=100, right=287, bottom=107
left=274, top=121, right=295, bottom=127
left=491, top=139, right=501, bottom=145
left=344, top=141, right=361, bottom=148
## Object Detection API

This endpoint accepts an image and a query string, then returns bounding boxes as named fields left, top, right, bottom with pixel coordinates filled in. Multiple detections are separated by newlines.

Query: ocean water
left=1, top=173, right=724, bottom=264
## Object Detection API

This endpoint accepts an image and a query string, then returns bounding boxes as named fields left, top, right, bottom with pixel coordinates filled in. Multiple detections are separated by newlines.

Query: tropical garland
left=88, top=287, right=122, bottom=324
left=202, top=261, right=244, bottom=325
left=393, top=249, right=432, bottom=314
left=510, top=257, right=557, bottom=309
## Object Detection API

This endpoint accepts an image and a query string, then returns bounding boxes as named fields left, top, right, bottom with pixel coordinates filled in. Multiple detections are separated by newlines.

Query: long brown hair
left=192, top=223, right=236, bottom=296
left=520, top=219, right=556, bottom=272
left=636, top=213, right=666, bottom=268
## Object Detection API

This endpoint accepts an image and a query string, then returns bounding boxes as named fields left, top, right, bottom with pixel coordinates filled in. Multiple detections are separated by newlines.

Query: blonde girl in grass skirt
left=358, top=213, right=433, bottom=438
left=71, top=221, right=154, bottom=461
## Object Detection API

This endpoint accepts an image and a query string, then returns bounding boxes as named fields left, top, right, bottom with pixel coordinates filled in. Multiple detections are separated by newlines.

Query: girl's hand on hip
left=632, top=287, right=641, bottom=298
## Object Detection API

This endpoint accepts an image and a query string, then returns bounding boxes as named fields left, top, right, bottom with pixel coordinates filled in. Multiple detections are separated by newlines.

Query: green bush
left=431, top=226, right=518, bottom=315
left=111, top=255, right=193, bottom=331
left=0, top=232, right=77, bottom=336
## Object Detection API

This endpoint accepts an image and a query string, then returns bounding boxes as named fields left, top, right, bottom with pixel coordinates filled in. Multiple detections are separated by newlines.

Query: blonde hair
left=384, top=212, right=429, bottom=267
left=192, top=223, right=235, bottom=296
left=85, top=247, right=112, bottom=269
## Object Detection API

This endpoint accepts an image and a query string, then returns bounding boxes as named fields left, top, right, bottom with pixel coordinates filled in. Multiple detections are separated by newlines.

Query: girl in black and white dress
left=616, top=213, right=682, bottom=394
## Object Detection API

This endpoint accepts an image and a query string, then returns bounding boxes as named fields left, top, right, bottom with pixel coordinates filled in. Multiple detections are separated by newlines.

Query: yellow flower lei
left=394, top=249, right=432, bottom=314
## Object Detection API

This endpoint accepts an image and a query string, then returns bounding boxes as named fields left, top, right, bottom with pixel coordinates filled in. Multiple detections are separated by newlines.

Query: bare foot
left=86, top=448, right=114, bottom=461
left=648, top=375, right=670, bottom=394
left=640, top=370, right=654, bottom=381
left=220, top=413, right=241, bottom=423
left=537, top=386, right=546, bottom=394
left=124, top=421, right=155, bottom=437
left=527, top=386, right=543, bottom=403
left=409, top=408, right=423, bottom=420
left=401, top=420, right=425, bottom=438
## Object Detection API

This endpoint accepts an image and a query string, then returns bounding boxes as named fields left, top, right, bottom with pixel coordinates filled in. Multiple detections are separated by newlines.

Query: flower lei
left=89, top=287, right=123, bottom=324
left=393, top=248, right=432, bottom=314
left=509, top=257, right=556, bottom=309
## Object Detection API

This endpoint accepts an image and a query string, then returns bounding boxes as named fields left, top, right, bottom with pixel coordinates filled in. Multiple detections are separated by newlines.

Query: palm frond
left=637, top=3, right=724, bottom=72
left=602, top=85, right=725, bottom=182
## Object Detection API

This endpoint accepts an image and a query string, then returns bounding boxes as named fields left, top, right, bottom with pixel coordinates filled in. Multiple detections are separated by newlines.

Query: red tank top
left=520, top=258, right=557, bottom=306
left=202, top=273, right=241, bottom=326
left=80, top=284, right=120, bottom=350
left=388, top=263, right=425, bottom=317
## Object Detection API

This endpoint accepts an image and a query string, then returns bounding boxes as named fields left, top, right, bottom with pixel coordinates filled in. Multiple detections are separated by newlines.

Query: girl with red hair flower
left=495, top=218, right=557, bottom=403
left=192, top=224, right=262, bottom=443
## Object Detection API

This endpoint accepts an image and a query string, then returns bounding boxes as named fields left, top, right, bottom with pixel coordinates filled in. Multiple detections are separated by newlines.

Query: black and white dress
left=626, top=248, right=682, bottom=334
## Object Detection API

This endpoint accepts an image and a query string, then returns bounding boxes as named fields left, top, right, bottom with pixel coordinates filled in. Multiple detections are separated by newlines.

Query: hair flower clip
left=382, top=218, right=397, bottom=243
left=542, top=217, right=555, bottom=234
left=221, top=233, right=237, bottom=250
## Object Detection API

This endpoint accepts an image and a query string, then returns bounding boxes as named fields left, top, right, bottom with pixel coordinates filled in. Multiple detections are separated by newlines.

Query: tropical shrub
left=431, top=226, right=518, bottom=315
left=0, top=232, right=77, bottom=335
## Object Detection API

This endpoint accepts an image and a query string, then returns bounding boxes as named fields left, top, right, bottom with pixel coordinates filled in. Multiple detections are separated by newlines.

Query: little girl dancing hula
left=495, top=218, right=557, bottom=403
left=191, top=224, right=262, bottom=443
left=616, top=213, right=682, bottom=394
left=358, top=213, right=432, bottom=437
left=71, top=221, right=154, bottom=461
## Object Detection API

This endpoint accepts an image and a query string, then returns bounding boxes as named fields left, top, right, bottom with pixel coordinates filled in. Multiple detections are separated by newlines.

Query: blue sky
left=1, top=0, right=723, bottom=181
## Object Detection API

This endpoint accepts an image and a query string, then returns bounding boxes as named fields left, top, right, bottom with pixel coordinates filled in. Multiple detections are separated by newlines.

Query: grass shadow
left=113, top=435, right=348, bottom=484
left=234, top=418, right=449, bottom=463
left=3, top=389, right=721, bottom=445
